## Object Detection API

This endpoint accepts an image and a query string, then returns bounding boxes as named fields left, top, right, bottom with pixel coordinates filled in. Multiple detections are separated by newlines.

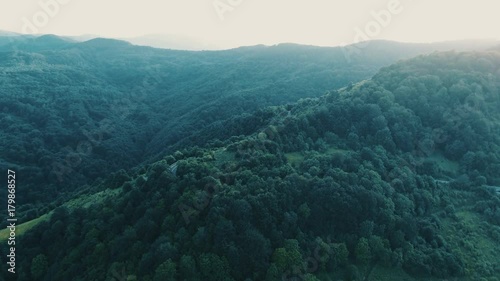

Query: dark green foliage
left=30, top=254, right=48, bottom=279
left=1, top=37, right=431, bottom=209
left=154, top=259, right=176, bottom=281
left=355, top=238, right=372, bottom=265
left=2, top=36, right=495, bottom=212
left=1, top=45, right=500, bottom=281
left=199, top=253, right=233, bottom=281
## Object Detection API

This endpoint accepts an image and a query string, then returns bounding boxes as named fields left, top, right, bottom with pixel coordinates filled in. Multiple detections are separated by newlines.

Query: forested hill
left=3, top=50, right=499, bottom=281
left=2, top=35, right=496, bottom=208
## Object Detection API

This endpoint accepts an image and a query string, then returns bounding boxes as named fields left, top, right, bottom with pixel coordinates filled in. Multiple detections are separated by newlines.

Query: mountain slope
left=4, top=36, right=497, bottom=209
left=3, top=50, right=499, bottom=281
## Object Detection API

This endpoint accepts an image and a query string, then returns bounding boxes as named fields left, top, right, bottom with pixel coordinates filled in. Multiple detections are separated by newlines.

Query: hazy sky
left=1, top=0, right=499, bottom=49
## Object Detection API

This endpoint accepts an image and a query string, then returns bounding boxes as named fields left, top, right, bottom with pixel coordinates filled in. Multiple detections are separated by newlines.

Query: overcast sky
left=0, top=0, right=499, bottom=49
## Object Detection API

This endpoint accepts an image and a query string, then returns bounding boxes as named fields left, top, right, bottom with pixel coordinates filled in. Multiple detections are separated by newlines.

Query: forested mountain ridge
left=3, top=50, right=499, bottom=281
left=3, top=35, right=497, bottom=210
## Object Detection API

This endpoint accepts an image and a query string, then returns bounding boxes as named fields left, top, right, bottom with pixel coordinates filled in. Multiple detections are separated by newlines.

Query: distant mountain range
left=0, top=30, right=498, bottom=51
left=120, top=34, right=221, bottom=50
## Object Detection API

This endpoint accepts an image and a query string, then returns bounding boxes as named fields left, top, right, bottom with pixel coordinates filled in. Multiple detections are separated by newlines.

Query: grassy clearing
left=0, top=187, right=123, bottom=243
left=325, top=147, right=349, bottom=155
left=285, top=146, right=349, bottom=168
left=441, top=210, right=500, bottom=279
left=214, top=148, right=236, bottom=167
left=64, top=188, right=122, bottom=209
left=285, top=152, right=305, bottom=167
left=0, top=213, right=50, bottom=242
left=426, top=153, right=460, bottom=176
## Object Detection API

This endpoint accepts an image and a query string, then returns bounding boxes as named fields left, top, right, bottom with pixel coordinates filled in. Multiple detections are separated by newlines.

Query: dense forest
left=0, top=35, right=497, bottom=213
left=1, top=46, right=499, bottom=280
left=0, top=35, right=496, bottom=215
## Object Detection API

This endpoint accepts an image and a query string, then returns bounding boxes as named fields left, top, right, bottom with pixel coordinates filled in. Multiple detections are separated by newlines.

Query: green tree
left=272, top=248, right=289, bottom=273
left=355, top=238, right=372, bottom=265
left=333, top=242, right=349, bottom=267
left=31, top=254, right=48, bottom=279
left=180, top=255, right=200, bottom=281
left=154, top=259, right=176, bottom=281
left=199, top=253, right=233, bottom=281
left=265, top=263, right=280, bottom=281
left=272, top=239, right=303, bottom=273
left=369, top=235, right=391, bottom=266
left=298, top=203, right=311, bottom=220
